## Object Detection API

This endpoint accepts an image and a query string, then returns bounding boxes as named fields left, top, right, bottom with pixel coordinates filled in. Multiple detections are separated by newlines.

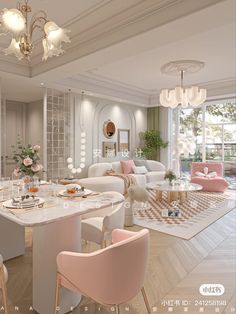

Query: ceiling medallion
left=160, top=60, right=207, bottom=108
left=0, top=0, right=70, bottom=61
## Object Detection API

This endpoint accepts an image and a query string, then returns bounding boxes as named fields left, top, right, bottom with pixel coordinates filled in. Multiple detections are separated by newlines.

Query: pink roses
left=33, top=145, right=40, bottom=151
left=31, top=164, right=43, bottom=172
left=23, top=157, right=33, bottom=166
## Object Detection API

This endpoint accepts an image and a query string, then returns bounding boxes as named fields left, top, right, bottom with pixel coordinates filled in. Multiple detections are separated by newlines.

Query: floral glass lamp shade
left=159, top=60, right=207, bottom=108
left=0, top=1, right=70, bottom=61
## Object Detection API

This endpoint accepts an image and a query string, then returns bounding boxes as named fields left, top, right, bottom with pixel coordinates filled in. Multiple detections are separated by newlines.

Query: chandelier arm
left=30, top=10, right=48, bottom=26
left=30, top=16, right=48, bottom=38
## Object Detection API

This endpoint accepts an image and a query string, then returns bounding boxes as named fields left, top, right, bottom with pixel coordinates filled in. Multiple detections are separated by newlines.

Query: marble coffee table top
left=146, top=181, right=202, bottom=192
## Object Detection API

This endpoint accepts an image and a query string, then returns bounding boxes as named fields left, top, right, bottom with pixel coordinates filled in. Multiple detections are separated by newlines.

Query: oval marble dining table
left=0, top=185, right=124, bottom=314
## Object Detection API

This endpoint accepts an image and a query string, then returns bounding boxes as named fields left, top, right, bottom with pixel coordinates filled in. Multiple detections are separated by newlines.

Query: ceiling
left=0, top=0, right=235, bottom=105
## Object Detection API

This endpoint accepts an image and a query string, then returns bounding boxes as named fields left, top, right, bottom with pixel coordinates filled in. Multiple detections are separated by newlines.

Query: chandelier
left=0, top=0, right=70, bottom=61
left=159, top=60, right=207, bottom=108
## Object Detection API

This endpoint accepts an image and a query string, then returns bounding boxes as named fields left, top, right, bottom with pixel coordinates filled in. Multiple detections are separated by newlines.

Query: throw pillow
left=120, top=160, right=136, bottom=174
left=132, top=166, right=148, bottom=174
left=134, top=159, right=151, bottom=171
left=195, top=171, right=205, bottom=177
left=206, top=171, right=217, bottom=178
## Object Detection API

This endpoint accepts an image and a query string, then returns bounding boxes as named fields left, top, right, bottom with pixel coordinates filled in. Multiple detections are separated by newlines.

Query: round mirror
left=103, top=120, right=116, bottom=138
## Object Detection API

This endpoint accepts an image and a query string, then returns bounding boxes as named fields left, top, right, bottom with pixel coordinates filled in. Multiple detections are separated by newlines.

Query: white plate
left=40, top=180, right=50, bottom=185
left=58, top=189, right=92, bottom=197
left=3, top=197, right=45, bottom=209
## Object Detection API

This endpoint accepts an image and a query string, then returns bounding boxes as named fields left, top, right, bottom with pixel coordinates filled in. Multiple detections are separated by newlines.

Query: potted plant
left=139, top=130, right=168, bottom=160
left=164, top=169, right=176, bottom=185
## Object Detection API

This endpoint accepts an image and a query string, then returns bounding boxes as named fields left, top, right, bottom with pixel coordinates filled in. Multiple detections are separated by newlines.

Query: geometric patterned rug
left=133, top=190, right=236, bottom=239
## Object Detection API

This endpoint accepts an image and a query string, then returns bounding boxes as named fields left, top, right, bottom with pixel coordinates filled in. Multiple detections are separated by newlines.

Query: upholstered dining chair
left=0, top=254, right=8, bottom=314
left=54, top=229, right=151, bottom=314
left=81, top=199, right=125, bottom=248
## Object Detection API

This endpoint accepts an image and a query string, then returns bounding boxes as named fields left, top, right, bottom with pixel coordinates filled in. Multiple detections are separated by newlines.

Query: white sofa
left=78, top=160, right=165, bottom=194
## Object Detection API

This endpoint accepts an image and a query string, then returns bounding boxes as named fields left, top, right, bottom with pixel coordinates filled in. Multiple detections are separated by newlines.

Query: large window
left=176, top=99, right=236, bottom=177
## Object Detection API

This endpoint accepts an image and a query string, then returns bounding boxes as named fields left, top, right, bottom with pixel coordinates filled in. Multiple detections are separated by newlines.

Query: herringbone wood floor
left=1, top=209, right=236, bottom=314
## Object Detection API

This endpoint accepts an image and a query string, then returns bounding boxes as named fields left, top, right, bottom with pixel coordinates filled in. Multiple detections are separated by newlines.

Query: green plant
left=164, top=170, right=176, bottom=182
left=139, top=130, right=168, bottom=160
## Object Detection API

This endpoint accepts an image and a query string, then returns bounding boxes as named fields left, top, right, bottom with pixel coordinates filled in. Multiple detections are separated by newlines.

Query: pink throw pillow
left=120, top=160, right=135, bottom=174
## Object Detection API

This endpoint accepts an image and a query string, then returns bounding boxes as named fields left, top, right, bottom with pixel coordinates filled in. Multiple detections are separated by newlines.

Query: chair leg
left=0, top=268, right=8, bottom=314
left=115, top=304, right=120, bottom=314
left=54, top=273, right=61, bottom=314
left=141, top=287, right=152, bottom=314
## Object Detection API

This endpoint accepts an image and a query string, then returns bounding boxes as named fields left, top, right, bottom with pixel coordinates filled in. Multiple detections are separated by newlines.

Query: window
left=174, top=99, right=236, bottom=178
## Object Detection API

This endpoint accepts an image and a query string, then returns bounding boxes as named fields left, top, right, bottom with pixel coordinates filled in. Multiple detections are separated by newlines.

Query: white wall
left=26, top=100, right=44, bottom=163
left=72, top=94, right=147, bottom=177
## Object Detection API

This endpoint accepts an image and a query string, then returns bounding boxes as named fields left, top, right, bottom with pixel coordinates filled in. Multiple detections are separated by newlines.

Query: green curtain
left=147, top=106, right=160, bottom=160
left=147, top=106, right=160, bottom=130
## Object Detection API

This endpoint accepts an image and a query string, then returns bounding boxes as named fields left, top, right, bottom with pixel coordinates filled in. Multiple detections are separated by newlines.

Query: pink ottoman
left=190, top=162, right=229, bottom=192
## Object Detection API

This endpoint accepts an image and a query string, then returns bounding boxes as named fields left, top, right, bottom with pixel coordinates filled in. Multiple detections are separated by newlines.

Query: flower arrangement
left=164, top=169, right=176, bottom=184
left=12, top=142, right=43, bottom=177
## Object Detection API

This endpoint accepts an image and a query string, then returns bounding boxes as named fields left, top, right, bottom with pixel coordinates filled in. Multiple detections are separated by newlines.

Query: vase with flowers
left=164, top=169, right=177, bottom=186
left=12, top=142, right=43, bottom=192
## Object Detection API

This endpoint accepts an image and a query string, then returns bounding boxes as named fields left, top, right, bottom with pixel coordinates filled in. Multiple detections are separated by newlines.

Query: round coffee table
left=146, top=182, right=202, bottom=204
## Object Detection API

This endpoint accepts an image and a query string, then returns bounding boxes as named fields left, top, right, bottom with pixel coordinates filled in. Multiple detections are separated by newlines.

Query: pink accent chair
left=54, top=229, right=151, bottom=314
left=0, top=255, right=8, bottom=314
left=191, top=162, right=229, bottom=192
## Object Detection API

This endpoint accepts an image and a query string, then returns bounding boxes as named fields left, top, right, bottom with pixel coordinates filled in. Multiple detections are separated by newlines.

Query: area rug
left=133, top=190, right=236, bottom=239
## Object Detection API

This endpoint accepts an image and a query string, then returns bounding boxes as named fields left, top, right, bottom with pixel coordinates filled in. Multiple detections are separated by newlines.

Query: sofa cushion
left=120, top=160, right=135, bottom=174
left=78, top=176, right=124, bottom=194
left=134, top=159, right=151, bottom=171
left=88, top=163, right=112, bottom=177
left=146, top=160, right=166, bottom=172
left=112, top=161, right=123, bottom=174
left=132, top=166, right=148, bottom=174
left=145, top=171, right=165, bottom=183
left=130, top=174, right=146, bottom=188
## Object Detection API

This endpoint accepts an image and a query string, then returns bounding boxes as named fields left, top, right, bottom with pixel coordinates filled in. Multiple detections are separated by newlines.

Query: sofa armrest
left=88, top=163, right=112, bottom=177
left=146, top=160, right=166, bottom=172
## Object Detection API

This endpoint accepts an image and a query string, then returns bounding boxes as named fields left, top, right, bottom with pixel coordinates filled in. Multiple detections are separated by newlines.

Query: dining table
left=0, top=183, right=124, bottom=314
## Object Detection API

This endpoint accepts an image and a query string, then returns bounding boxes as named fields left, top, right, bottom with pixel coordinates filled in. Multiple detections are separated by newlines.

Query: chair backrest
left=57, top=229, right=149, bottom=305
left=103, top=202, right=124, bottom=232
left=191, top=162, right=223, bottom=177
left=0, top=254, right=8, bottom=287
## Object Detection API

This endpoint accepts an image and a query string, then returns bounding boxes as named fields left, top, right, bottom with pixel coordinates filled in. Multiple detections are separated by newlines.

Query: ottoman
left=78, top=176, right=124, bottom=194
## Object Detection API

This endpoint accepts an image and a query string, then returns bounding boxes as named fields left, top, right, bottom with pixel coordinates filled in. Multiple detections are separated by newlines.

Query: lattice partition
left=46, top=89, right=71, bottom=180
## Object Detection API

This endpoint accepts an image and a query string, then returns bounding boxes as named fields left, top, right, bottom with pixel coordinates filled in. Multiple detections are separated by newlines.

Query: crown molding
left=55, top=74, right=236, bottom=108
left=30, top=0, right=224, bottom=77
left=0, top=55, right=30, bottom=77
left=56, top=74, right=150, bottom=106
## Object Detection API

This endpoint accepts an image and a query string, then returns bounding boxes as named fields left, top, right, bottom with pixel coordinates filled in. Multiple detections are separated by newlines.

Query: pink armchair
left=54, top=229, right=151, bottom=314
left=191, top=162, right=229, bottom=192
left=0, top=255, right=8, bottom=314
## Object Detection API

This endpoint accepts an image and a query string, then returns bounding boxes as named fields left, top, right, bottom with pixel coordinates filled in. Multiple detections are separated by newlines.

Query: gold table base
left=156, top=190, right=188, bottom=204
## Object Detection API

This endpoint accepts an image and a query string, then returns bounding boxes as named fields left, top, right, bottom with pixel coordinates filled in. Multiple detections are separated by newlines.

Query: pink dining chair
left=0, top=255, right=8, bottom=314
left=54, top=229, right=151, bottom=314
